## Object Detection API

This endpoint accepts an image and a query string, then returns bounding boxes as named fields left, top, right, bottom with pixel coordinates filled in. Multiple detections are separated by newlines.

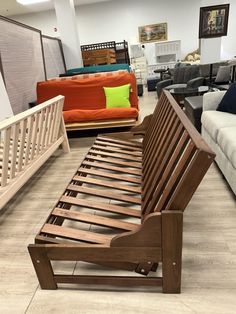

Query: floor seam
left=24, top=284, right=40, bottom=314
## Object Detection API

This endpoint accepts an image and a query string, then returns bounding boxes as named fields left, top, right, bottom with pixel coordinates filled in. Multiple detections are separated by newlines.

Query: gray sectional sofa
left=201, top=91, right=236, bottom=195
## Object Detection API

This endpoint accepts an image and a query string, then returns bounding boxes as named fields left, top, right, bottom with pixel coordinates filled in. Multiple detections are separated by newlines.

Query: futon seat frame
left=28, top=91, right=215, bottom=293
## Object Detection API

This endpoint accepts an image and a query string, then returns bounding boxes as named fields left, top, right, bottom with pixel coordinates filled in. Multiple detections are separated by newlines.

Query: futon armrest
left=156, top=79, right=173, bottom=97
left=187, top=77, right=204, bottom=88
left=203, top=91, right=226, bottom=111
left=129, top=114, right=152, bottom=135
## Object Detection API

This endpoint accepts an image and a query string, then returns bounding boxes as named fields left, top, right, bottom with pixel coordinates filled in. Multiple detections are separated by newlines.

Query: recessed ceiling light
left=16, top=0, right=50, bottom=5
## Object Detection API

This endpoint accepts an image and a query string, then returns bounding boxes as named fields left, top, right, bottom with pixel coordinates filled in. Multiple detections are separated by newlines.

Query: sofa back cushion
left=217, top=82, right=236, bottom=114
left=173, top=65, right=200, bottom=84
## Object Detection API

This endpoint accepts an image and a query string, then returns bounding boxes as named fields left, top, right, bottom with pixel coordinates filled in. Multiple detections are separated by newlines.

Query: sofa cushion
left=63, top=108, right=139, bottom=124
left=37, top=71, right=138, bottom=111
left=201, top=111, right=236, bottom=141
left=217, top=82, right=236, bottom=114
left=217, top=126, right=236, bottom=169
left=104, top=84, right=131, bottom=109
left=215, top=66, right=231, bottom=83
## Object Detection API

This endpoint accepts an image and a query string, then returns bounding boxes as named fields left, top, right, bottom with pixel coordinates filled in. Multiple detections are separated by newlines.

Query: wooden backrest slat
left=143, top=108, right=178, bottom=178
left=141, top=90, right=215, bottom=217
left=143, top=100, right=172, bottom=170
left=143, top=93, right=169, bottom=150
left=142, top=120, right=183, bottom=198
left=142, top=130, right=191, bottom=216
left=143, top=97, right=169, bottom=154
left=164, top=150, right=213, bottom=211
left=149, top=139, right=197, bottom=214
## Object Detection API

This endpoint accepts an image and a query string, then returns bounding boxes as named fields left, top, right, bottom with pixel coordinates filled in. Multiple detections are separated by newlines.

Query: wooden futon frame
left=28, top=91, right=215, bottom=293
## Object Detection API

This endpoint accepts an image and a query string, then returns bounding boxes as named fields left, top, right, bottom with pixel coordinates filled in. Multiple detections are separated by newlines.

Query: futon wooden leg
left=28, top=245, right=57, bottom=290
left=161, top=211, right=183, bottom=293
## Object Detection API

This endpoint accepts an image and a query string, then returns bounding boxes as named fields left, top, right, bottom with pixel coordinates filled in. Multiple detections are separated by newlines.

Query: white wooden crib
left=0, top=95, right=70, bottom=209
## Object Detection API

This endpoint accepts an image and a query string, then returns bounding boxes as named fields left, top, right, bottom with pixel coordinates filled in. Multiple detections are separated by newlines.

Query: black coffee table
left=168, top=86, right=209, bottom=107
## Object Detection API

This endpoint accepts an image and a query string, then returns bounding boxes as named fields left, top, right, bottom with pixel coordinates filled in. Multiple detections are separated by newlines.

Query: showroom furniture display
left=201, top=91, right=236, bottom=195
left=169, top=86, right=208, bottom=107
left=156, top=65, right=204, bottom=97
left=184, top=95, right=203, bottom=133
left=28, top=90, right=214, bottom=293
left=81, top=40, right=130, bottom=65
left=37, top=70, right=140, bottom=131
left=147, top=76, right=161, bottom=91
left=0, top=95, right=70, bottom=210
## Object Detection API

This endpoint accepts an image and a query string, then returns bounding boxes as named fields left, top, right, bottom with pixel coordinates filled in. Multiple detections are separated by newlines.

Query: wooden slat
left=1, top=127, right=11, bottom=186
left=66, top=185, right=141, bottom=205
left=78, top=168, right=141, bottom=184
left=92, top=144, right=142, bottom=156
left=85, top=155, right=142, bottom=168
left=9, top=124, right=19, bottom=179
left=89, top=149, right=142, bottom=162
left=41, top=223, right=112, bottom=244
left=73, top=176, right=141, bottom=193
left=59, top=196, right=141, bottom=218
left=95, top=139, right=142, bottom=151
left=52, top=208, right=138, bottom=231
left=96, top=135, right=142, bottom=148
left=82, top=160, right=142, bottom=175
left=24, top=116, right=34, bottom=165
left=55, top=275, right=162, bottom=287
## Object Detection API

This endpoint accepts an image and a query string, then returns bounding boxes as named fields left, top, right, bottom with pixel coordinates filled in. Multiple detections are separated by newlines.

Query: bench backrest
left=141, top=91, right=215, bottom=218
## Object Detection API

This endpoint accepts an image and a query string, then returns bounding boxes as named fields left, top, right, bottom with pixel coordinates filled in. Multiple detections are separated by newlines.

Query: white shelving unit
left=147, top=40, right=181, bottom=76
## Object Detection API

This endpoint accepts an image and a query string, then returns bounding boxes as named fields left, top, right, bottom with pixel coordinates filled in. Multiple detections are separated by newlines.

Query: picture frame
left=199, top=4, right=230, bottom=38
left=139, top=23, right=167, bottom=43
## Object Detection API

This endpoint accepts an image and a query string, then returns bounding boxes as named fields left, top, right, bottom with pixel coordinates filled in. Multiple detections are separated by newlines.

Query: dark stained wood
left=111, top=212, right=162, bottom=248
left=78, top=167, right=141, bottom=184
left=84, top=155, right=142, bottom=168
left=162, top=211, right=183, bottom=293
left=66, top=185, right=141, bottom=205
left=92, top=144, right=142, bottom=156
left=96, top=135, right=142, bottom=148
left=41, top=223, right=112, bottom=244
left=59, top=196, right=141, bottom=218
left=28, top=246, right=57, bottom=289
left=55, top=275, right=162, bottom=287
left=89, top=149, right=142, bottom=162
left=82, top=160, right=142, bottom=176
left=72, top=175, right=141, bottom=193
left=95, top=139, right=142, bottom=151
left=52, top=207, right=138, bottom=231
left=29, top=90, right=215, bottom=293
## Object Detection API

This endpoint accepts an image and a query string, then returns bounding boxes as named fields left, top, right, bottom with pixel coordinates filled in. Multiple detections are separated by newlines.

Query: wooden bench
left=0, top=95, right=70, bottom=210
left=28, top=91, right=215, bottom=293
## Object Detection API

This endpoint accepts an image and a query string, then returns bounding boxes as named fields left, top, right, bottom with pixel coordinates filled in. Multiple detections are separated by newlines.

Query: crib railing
left=0, top=95, right=70, bottom=209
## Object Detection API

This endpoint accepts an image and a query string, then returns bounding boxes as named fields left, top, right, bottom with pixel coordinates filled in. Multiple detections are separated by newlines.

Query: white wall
left=10, top=0, right=236, bottom=62
left=200, top=0, right=236, bottom=60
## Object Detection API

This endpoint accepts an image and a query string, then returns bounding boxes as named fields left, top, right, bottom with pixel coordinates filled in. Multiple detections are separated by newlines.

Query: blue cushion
left=217, top=82, right=236, bottom=114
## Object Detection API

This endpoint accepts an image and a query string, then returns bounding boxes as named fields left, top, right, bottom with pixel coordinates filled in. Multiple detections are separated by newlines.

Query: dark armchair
left=156, top=65, right=204, bottom=97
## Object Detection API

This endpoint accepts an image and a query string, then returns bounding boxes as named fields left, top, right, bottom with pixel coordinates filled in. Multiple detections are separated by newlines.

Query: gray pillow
left=215, top=66, right=231, bottom=83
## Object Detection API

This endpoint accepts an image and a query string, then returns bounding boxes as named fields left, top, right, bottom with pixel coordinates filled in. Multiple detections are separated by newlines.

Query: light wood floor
left=0, top=90, right=236, bottom=314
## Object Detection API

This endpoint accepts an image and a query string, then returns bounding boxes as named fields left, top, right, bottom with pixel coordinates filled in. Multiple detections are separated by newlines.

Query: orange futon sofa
left=37, top=70, right=140, bottom=130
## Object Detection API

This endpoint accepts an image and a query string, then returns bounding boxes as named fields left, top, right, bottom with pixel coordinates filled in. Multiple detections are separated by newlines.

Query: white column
left=54, top=0, right=83, bottom=69
left=200, top=37, right=222, bottom=64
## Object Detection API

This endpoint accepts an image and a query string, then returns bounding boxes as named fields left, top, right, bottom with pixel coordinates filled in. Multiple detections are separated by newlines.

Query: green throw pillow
left=104, top=84, right=131, bottom=109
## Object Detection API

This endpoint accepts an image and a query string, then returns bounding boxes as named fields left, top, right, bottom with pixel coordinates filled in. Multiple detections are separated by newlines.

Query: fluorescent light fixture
left=17, top=0, right=50, bottom=5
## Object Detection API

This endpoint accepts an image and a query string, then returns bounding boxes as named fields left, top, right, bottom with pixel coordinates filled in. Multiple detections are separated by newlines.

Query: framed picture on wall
left=199, top=4, right=230, bottom=38
left=139, top=23, right=167, bottom=43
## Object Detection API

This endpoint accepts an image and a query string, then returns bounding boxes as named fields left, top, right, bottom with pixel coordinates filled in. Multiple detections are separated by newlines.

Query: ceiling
left=0, top=0, right=111, bottom=17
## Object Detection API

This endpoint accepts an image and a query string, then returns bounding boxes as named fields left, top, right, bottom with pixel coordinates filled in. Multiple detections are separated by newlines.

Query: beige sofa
left=201, top=91, right=236, bottom=195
